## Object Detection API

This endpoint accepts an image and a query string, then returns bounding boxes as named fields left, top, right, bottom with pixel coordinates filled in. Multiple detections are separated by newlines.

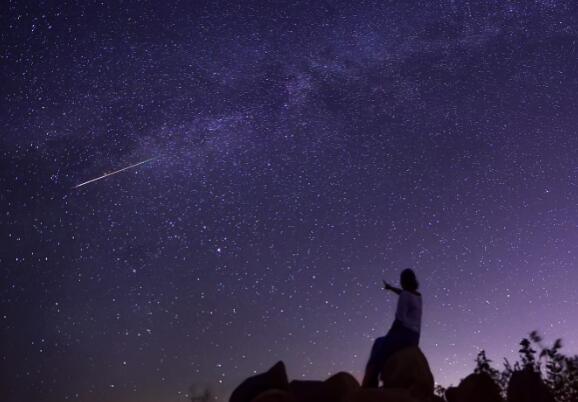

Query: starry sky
left=2, top=1, right=578, bottom=401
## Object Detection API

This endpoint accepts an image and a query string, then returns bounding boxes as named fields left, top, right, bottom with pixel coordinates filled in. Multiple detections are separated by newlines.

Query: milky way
left=2, top=1, right=578, bottom=401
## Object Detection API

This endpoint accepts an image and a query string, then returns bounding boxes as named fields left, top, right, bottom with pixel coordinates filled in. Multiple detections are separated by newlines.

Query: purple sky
left=2, top=1, right=578, bottom=401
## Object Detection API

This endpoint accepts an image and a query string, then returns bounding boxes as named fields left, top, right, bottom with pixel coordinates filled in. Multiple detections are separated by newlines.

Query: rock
left=230, top=361, right=289, bottom=402
left=380, top=347, right=434, bottom=401
left=507, top=370, right=554, bottom=402
left=344, top=388, right=419, bottom=402
left=251, top=389, right=296, bottom=402
left=288, top=380, right=327, bottom=402
left=445, top=373, right=502, bottom=402
left=325, top=372, right=361, bottom=402
left=288, top=372, right=359, bottom=402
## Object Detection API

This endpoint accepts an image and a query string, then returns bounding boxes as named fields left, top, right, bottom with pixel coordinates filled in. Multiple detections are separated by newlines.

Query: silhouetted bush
left=434, top=383, right=447, bottom=397
left=473, top=331, right=578, bottom=402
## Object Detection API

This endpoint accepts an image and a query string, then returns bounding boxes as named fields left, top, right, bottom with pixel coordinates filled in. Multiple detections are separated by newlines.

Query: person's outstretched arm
left=383, top=280, right=402, bottom=295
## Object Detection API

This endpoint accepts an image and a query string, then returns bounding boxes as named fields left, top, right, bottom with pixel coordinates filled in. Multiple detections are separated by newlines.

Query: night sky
left=2, top=1, right=578, bottom=401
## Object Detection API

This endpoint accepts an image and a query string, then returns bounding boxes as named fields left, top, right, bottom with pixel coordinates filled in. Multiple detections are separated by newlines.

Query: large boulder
left=507, top=370, right=554, bottom=402
left=445, top=373, right=502, bottom=402
left=230, top=361, right=289, bottom=402
left=380, top=347, right=434, bottom=401
left=289, top=372, right=359, bottom=402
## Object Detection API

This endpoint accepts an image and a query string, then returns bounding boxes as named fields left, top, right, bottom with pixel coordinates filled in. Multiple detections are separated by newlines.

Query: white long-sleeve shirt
left=395, top=290, right=422, bottom=334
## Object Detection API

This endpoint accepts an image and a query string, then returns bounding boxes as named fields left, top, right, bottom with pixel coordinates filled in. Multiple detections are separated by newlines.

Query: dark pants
left=362, top=320, right=420, bottom=387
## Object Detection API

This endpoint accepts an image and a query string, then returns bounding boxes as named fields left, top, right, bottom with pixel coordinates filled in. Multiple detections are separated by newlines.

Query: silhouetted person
left=362, top=268, right=422, bottom=388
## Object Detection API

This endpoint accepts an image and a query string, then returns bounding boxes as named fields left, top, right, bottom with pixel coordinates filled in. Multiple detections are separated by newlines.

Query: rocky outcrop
left=507, top=369, right=554, bottom=402
left=230, top=348, right=436, bottom=402
left=445, top=372, right=503, bottom=402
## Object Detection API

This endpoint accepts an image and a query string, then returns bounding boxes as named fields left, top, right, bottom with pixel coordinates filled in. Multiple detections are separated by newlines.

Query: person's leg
left=375, top=335, right=399, bottom=378
left=377, top=326, right=421, bottom=383
left=362, top=336, right=386, bottom=388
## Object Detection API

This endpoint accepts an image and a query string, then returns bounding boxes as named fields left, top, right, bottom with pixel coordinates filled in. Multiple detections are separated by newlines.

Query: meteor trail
left=74, top=157, right=159, bottom=189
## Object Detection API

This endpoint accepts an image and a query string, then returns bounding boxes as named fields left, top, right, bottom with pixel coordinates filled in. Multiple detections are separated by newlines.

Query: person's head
left=400, top=268, right=419, bottom=292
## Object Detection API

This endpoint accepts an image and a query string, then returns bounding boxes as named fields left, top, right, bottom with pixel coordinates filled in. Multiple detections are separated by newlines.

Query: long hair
left=400, top=268, right=419, bottom=292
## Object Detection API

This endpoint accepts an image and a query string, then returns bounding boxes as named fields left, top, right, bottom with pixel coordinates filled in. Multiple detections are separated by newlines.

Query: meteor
left=74, top=157, right=159, bottom=189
